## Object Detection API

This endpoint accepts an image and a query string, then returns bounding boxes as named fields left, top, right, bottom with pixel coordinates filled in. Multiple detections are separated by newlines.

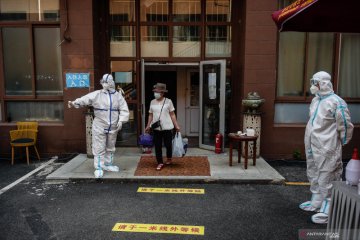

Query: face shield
left=100, top=74, right=115, bottom=90
left=310, top=71, right=333, bottom=95
left=310, top=77, right=320, bottom=86
left=311, top=71, right=331, bottom=84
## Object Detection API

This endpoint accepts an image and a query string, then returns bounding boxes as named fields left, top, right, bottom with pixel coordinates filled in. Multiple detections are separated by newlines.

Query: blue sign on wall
left=66, top=73, right=90, bottom=88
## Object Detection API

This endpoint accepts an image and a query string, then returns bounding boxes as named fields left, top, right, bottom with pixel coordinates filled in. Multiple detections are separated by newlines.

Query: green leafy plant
left=293, top=149, right=302, bottom=160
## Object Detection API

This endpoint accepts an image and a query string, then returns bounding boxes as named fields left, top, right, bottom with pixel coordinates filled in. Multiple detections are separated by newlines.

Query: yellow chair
left=9, top=122, right=40, bottom=165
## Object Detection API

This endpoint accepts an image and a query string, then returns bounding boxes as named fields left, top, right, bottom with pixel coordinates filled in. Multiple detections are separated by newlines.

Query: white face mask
left=102, top=82, right=109, bottom=90
left=154, top=92, right=161, bottom=99
left=310, top=85, right=319, bottom=95
left=108, top=80, right=115, bottom=89
left=101, top=80, right=115, bottom=91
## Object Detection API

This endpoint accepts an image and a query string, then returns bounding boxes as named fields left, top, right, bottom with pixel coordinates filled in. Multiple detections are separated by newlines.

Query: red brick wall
left=60, top=0, right=95, bottom=154
left=242, top=0, right=358, bottom=160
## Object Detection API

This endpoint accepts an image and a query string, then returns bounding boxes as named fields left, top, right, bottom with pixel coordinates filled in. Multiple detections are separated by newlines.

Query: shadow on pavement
left=266, top=159, right=350, bottom=183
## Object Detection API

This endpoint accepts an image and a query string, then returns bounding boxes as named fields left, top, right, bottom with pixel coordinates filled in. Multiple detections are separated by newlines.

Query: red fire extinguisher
left=215, top=133, right=223, bottom=154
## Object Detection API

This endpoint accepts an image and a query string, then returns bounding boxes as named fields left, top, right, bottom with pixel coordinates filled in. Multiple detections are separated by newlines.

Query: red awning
left=272, top=0, right=360, bottom=33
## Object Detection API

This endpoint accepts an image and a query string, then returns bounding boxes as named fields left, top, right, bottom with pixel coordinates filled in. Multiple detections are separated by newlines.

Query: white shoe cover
left=311, top=213, right=328, bottom=224
left=94, top=169, right=104, bottom=178
left=299, top=201, right=320, bottom=212
left=102, top=165, right=119, bottom=172
left=311, top=198, right=330, bottom=224
left=299, top=193, right=322, bottom=212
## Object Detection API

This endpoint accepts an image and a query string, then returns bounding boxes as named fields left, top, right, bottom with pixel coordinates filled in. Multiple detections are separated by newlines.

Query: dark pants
left=153, top=130, right=173, bottom=164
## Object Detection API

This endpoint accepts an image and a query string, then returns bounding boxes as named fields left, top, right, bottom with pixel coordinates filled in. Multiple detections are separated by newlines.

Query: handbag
left=139, top=133, right=153, bottom=146
left=151, top=98, right=166, bottom=130
left=151, top=120, right=161, bottom=129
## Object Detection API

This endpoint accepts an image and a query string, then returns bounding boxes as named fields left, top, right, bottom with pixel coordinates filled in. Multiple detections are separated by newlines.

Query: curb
left=46, top=177, right=286, bottom=185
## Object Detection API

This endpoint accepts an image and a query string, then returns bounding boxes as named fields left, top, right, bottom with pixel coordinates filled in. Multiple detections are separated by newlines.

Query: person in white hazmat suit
left=68, top=74, right=129, bottom=178
left=300, top=71, right=353, bottom=224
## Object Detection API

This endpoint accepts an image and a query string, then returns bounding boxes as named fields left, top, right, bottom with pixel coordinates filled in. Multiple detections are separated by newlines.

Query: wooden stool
left=228, top=133, right=258, bottom=169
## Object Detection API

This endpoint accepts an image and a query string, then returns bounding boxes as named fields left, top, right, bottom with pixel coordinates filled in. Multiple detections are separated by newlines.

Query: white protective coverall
left=69, top=74, right=129, bottom=178
left=300, top=71, right=354, bottom=224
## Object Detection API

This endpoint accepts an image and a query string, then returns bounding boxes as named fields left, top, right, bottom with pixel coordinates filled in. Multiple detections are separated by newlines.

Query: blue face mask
left=154, top=92, right=161, bottom=99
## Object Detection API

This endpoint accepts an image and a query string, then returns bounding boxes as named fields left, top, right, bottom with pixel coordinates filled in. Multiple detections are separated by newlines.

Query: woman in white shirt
left=145, top=83, right=180, bottom=170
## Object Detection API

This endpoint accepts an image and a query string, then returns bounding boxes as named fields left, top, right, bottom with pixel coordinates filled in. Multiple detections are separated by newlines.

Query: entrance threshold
left=46, top=148, right=285, bottom=184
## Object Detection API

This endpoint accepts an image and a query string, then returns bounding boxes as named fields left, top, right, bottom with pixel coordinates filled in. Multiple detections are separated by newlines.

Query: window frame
left=0, top=8, right=62, bottom=122
left=276, top=32, right=339, bottom=103
left=276, top=32, right=360, bottom=103
left=107, top=0, right=234, bottom=100
left=1, top=22, right=62, bottom=101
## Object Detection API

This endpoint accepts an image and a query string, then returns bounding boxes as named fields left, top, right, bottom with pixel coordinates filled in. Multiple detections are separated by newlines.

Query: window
left=110, top=25, right=136, bottom=57
left=140, top=0, right=169, bottom=57
left=141, top=26, right=169, bottom=57
left=173, top=26, right=199, bottom=42
left=0, top=0, right=62, bottom=122
left=135, top=0, right=232, bottom=58
left=111, top=61, right=138, bottom=146
left=110, top=0, right=135, bottom=22
left=140, top=0, right=168, bottom=22
left=34, top=28, right=62, bottom=96
left=338, top=33, right=360, bottom=98
left=3, top=28, right=32, bottom=96
left=110, top=0, right=136, bottom=57
left=205, top=25, right=231, bottom=57
left=206, top=25, right=229, bottom=42
left=173, top=26, right=200, bottom=57
left=276, top=0, right=360, bottom=124
left=0, top=0, right=59, bottom=22
left=277, top=32, right=334, bottom=98
left=144, top=13, right=169, bottom=42
left=206, top=0, right=231, bottom=22
left=146, top=25, right=168, bottom=41
left=173, top=0, right=201, bottom=22
left=172, top=0, right=202, bottom=57
left=205, top=0, right=231, bottom=57
left=111, top=61, right=137, bottom=102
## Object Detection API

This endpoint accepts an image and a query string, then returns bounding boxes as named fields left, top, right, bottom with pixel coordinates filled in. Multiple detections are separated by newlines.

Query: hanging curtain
left=339, top=33, right=360, bottom=98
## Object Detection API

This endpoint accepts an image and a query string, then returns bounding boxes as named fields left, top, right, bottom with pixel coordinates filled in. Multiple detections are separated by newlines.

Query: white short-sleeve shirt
left=149, top=98, right=175, bottom=130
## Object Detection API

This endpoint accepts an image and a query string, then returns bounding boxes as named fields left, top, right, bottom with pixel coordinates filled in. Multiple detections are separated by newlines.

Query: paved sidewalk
left=46, top=148, right=285, bottom=184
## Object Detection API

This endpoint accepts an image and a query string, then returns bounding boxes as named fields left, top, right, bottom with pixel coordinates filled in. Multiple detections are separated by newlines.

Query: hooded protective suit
left=300, top=71, right=354, bottom=224
left=69, top=74, right=129, bottom=178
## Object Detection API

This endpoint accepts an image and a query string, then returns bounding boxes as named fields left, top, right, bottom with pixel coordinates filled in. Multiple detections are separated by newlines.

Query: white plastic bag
left=172, top=132, right=185, bottom=157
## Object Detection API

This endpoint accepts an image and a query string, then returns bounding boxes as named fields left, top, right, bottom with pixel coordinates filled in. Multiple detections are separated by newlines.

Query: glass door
left=185, top=70, right=200, bottom=137
left=141, top=59, right=146, bottom=133
left=199, top=60, right=226, bottom=150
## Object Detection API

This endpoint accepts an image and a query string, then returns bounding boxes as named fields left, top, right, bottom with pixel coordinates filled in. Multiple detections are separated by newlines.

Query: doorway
left=144, top=71, right=177, bottom=127
left=141, top=60, right=226, bottom=150
left=141, top=61, right=199, bottom=136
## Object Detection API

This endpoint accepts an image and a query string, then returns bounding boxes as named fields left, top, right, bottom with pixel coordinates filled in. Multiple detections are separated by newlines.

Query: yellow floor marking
left=285, top=182, right=310, bottom=186
left=112, top=223, right=205, bottom=235
left=137, top=187, right=205, bottom=194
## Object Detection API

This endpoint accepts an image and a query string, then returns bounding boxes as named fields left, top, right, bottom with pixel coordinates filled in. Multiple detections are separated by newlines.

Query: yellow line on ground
left=285, top=182, right=310, bottom=186
left=112, top=223, right=205, bottom=235
left=137, top=187, right=205, bottom=194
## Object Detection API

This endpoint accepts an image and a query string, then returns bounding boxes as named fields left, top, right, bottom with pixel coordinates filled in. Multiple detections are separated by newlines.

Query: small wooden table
left=228, top=133, right=258, bottom=169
